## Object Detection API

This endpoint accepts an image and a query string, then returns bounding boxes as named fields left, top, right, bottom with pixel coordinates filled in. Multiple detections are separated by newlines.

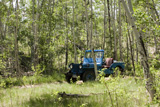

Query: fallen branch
left=58, top=92, right=105, bottom=98
left=58, top=92, right=90, bottom=97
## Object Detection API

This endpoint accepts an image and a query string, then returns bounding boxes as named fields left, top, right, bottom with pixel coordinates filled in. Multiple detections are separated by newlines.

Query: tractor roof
left=85, top=50, right=104, bottom=52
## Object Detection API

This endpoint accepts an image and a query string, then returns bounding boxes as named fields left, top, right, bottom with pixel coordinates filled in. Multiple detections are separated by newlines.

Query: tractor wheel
left=65, top=72, right=77, bottom=83
left=118, top=67, right=124, bottom=75
left=82, top=71, right=95, bottom=82
left=65, top=72, right=72, bottom=83
left=72, top=78, right=77, bottom=83
left=114, top=67, right=124, bottom=76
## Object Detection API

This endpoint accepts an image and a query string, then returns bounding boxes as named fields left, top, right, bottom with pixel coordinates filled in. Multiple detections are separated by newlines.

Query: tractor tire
left=114, top=66, right=124, bottom=76
left=82, top=71, right=95, bottom=82
left=65, top=72, right=72, bottom=83
left=65, top=72, right=77, bottom=83
left=118, top=67, right=124, bottom=75
left=72, top=78, right=77, bottom=83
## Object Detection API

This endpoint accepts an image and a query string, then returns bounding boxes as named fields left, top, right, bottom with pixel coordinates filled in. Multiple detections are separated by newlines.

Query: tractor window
left=95, top=52, right=103, bottom=58
left=85, top=52, right=103, bottom=58
left=85, top=52, right=92, bottom=58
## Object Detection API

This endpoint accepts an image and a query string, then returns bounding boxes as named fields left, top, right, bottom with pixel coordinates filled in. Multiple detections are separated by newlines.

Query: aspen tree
left=103, top=0, right=107, bottom=49
left=72, top=0, right=77, bottom=63
left=107, top=0, right=112, bottom=57
left=118, top=0, right=122, bottom=61
left=120, top=0, right=156, bottom=100
left=65, top=0, right=68, bottom=69
left=113, top=0, right=117, bottom=60
left=15, top=0, right=20, bottom=75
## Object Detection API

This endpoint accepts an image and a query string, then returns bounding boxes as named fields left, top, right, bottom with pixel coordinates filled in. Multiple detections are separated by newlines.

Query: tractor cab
left=82, top=50, right=104, bottom=69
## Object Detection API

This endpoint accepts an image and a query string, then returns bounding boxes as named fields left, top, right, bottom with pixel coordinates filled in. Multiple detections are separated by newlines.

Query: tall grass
left=1, top=76, right=156, bottom=107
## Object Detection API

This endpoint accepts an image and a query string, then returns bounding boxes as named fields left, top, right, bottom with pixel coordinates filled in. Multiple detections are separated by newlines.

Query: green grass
left=0, top=73, right=64, bottom=88
left=1, top=76, right=157, bottom=107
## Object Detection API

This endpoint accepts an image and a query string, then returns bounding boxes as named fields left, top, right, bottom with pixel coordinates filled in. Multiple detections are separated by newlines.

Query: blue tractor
left=65, top=49, right=125, bottom=82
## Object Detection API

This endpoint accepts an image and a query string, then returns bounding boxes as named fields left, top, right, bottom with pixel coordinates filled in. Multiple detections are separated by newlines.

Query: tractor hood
left=83, top=50, right=104, bottom=65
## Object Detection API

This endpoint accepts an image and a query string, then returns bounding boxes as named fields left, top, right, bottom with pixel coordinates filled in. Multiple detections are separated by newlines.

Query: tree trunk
left=84, top=0, right=90, bottom=49
left=65, top=1, right=68, bottom=69
left=128, top=0, right=133, bottom=14
left=32, top=0, right=35, bottom=70
left=15, top=0, right=20, bottom=75
left=91, top=49, right=98, bottom=79
left=107, top=0, right=112, bottom=57
left=113, top=0, right=117, bottom=60
left=126, top=36, right=129, bottom=69
left=72, top=0, right=77, bottom=63
left=128, top=27, right=135, bottom=75
left=90, top=0, right=93, bottom=49
left=90, top=0, right=97, bottom=79
left=126, top=0, right=136, bottom=73
left=128, top=0, right=135, bottom=64
left=120, top=0, right=156, bottom=100
left=103, top=0, right=107, bottom=49
left=0, top=15, right=3, bottom=40
left=95, top=18, right=98, bottom=47
left=135, top=42, right=138, bottom=63
left=33, top=0, right=39, bottom=72
left=118, top=0, right=122, bottom=61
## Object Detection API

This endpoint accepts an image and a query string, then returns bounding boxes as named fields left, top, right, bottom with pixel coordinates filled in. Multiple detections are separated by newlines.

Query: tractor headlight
left=68, top=63, right=73, bottom=69
left=70, top=64, right=73, bottom=69
left=79, top=65, right=82, bottom=69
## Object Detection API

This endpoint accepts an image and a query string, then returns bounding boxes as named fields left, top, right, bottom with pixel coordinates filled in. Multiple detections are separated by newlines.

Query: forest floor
left=0, top=76, right=159, bottom=107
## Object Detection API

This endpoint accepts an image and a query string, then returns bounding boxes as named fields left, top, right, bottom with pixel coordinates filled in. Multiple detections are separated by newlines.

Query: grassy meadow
left=1, top=76, right=158, bottom=107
